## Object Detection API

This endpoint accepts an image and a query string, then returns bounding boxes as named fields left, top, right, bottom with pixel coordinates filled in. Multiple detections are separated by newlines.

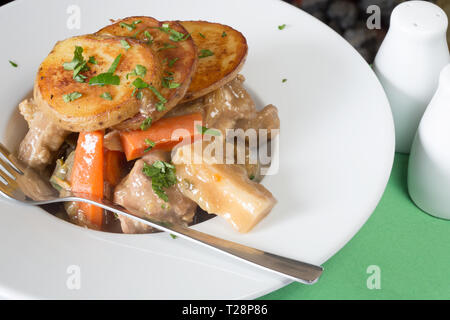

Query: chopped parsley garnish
left=144, top=139, right=156, bottom=152
left=157, top=43, right=177, bottom=51
left=149, top=85, right=167, bottom=105
left=120, top=39, right=131, bottom=50
left=88, top=56, right=97, bottom=64
left=140, top=117, right=152, bottom=130
left=136, top=90, right=143, bottom=100
left=170, top=30, right=190, bottom=42
left=131, top=77, right=149, bottom=89
left=282, top=78, right=287, bottom=83
left=153, top=23, right=170, bottom=32
left=108, top=54, right=122, bottom=73
left=162, top=74, right=180, bottom=89
left=127, top=64, right=147, bottom=79
left=196, top=125, right=221, bottom=136
left=100, top=92, right=112, bottom=100
left=249, top=174, right=255, bottom=180
left=120, top=22, right=134, bottom=31
left=132, top=78, right=167, bottom=109
left=278, top=24, right=286, bottom=30
left=222, top=31, right=227, bottom=37
left=9, top=60, right=18, bottom=67
left=154, top=23, right=190, bottom=42
left=89, top=72, right=120, bottom=86
left=63, top=46, right=90, bottom=83
left=63, top=46, right=85, bottom=70
left=142, top=160, right=177, bottom=202
left=63, top=92, right=82, bottom=102
left=89, top=54, right=122, bottom=86
left=120, top=20, right=142, bottom=31
left=73, top=72, right=87, bottom=83
left=165, top=82, right=180, bottom=89
left=198, top=32, right=206, bottom=38
left=198, top=49, right=214, bottom=58
left=168, top=57, right=178, bottom=67
left=155, top=102, right=165, bottom=111
left=170, top=234, right=177, bottom=239
left=144, top=30, right=153, bottom=44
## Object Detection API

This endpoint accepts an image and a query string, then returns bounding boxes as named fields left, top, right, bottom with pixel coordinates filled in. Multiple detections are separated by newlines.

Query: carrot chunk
left=71, top=131, right=104, bottom=229
left=104, top=150, right=125, bottom=187
left=120, top=113, right=203, bottom=161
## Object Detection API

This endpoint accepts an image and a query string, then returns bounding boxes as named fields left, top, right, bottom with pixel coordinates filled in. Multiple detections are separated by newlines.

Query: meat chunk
left=165, top=75, right=255, bottom=132
left=5, top=154, right=57, bottom=201
left=18, top=99, right=70, bottom=170
left=113, top=150, right=197, bottom=233
left=203, top=74, right=257, bottom=132
left=118, top=216, right=152, bottom=234
left=236, top=104, right=280, bottom=139
left=167, top=75, right=279, bottom=137
left=166, top=76, right=279, bottom=182
left=104, top=130, right=123, bottom=152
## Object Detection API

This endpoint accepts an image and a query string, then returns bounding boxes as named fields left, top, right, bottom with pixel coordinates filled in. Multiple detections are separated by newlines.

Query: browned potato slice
left=179, top=21, right=248, bottom=102
left=96, top=16, right=198, bottom=130
left=35, top=34, right=162, bottom=132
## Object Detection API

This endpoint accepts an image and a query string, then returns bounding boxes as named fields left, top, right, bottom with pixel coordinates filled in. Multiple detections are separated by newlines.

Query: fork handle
left=169, top=224, right=324, bottom=284
left=63, top=195, right=323, bottom=284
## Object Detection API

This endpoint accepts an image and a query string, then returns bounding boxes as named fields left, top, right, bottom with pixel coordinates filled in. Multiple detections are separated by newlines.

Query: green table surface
left=260, top=153, right=450, bottom=300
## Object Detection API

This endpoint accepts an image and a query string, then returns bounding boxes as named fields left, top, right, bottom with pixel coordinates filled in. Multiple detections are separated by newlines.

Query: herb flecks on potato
left=35, top=34, right=162, bottom=132
left=180, top=21, right=248, bottom=102
left=96, top=16, right=198, bottom=131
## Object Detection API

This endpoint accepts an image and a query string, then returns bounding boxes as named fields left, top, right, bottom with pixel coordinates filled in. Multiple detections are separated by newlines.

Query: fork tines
left=0, top=143, right=23, bottom=196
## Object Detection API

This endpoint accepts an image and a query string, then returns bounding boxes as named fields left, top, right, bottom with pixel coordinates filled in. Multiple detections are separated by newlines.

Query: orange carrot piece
left=104, top=150, right=125, bottom=187
left=120, top=113, right=203, bottom=161
left=71, top=131, right=104, bottom=229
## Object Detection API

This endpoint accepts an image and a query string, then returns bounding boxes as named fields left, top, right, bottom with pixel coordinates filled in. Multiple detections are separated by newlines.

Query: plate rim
left=0, top=0, right=395, bottom=299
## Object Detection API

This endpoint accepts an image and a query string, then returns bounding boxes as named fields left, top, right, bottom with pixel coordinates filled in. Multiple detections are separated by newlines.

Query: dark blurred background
left=283, top=0, right=450, bottom=63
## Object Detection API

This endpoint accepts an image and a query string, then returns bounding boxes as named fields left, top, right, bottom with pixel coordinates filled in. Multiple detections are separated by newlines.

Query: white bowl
left=0, top=0, right=394, bottom=299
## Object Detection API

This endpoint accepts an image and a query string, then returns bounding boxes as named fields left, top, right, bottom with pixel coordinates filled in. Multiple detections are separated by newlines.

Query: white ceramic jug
left=408, top=63, right=450, bottom=220
left=373, top=0, right=449, bottom=153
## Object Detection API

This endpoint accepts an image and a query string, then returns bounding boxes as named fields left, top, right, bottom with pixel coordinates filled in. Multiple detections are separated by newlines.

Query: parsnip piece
left=172, top=142, right=276, bottom=233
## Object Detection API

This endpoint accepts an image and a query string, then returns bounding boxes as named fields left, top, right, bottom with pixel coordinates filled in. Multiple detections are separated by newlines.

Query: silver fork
left=0, top=143, right=323, bottom=285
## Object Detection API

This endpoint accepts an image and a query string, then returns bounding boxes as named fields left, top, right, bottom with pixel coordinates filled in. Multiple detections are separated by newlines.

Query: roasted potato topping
left=180, top=21, right=248, bottom=102
left=35, top=34, right=162, bottom=132
left=96, top=16, right=198, bottom=130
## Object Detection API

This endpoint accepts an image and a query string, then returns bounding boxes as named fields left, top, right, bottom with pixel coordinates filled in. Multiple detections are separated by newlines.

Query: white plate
left=0, top=0, right=394, bottom=299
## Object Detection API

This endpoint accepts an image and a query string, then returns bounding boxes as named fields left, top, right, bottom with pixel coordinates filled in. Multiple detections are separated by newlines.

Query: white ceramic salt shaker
left=373, top=1, right=449, bottom=153
left=408, top=64, right=450, bottom=220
